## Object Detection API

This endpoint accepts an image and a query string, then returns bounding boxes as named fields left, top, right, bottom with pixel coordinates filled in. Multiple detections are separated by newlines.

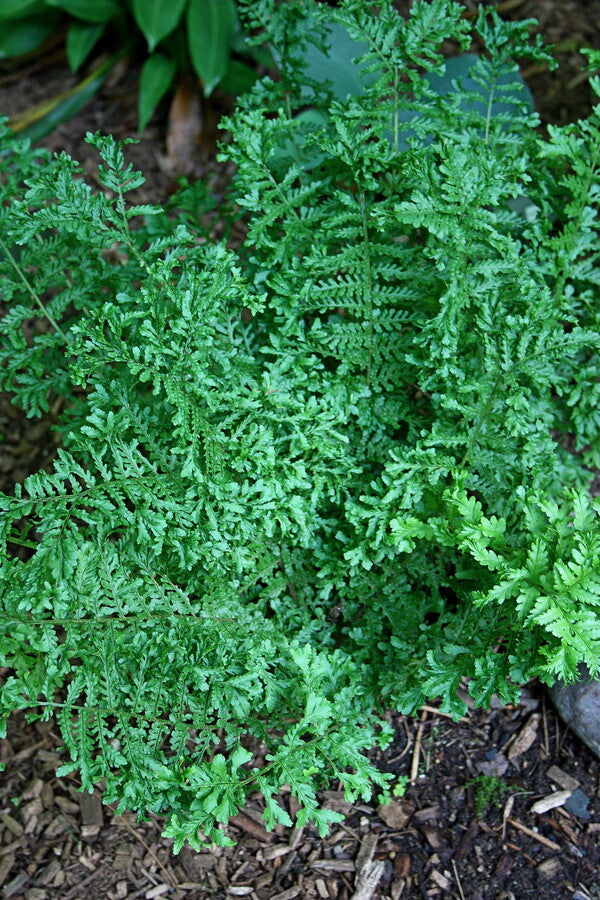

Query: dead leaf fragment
left=377, top=798, right=415, bottom=829
left=507, top=714, right=540, bottom=761
left=419, top=825, right=443, bottom=851
left=536, top=858, right=561, bottom=881
left=229, top=812, right=274, bottom=843
left=412, top=805, right=441, bottom=824
left=476, top=752, right=509, bottom=777
left=165, top=76, right=203, bottom=178
left=394, top=852, right=411, bottom=879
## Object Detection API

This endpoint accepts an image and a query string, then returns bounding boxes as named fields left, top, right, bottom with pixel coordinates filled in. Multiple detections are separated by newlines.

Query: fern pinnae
left=0, top=236, right=68, bottom=340
left=2, top=0, right=600, bottom=851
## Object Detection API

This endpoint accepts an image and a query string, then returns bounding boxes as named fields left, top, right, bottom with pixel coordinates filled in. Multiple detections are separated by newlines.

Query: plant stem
left=359, top=190, right=374, bottom=385
left=460, top=372, right=503, bottom=468
left=0, top=237, right=68, bottom=341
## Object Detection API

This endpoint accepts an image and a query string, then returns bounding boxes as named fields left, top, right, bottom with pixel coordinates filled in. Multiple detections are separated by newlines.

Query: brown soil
left=1, top=2, right=600, bottom=898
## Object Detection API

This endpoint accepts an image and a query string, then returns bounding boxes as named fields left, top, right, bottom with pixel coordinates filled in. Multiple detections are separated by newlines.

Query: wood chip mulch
left=0, top=686, right=598, bottom=900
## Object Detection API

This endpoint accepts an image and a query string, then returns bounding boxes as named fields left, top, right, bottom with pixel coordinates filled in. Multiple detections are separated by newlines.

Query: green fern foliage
left=1, top=0, right=600, bottom=850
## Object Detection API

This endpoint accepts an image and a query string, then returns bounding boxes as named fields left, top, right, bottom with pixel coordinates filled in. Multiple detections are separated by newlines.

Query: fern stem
left=0, top=237, right=68, bottom=341
left=483, top=70, right=497, bottom=144
left=460, top=371, right=504, bottom=468
left=393, top=66, right=400, bottom=153
left=358, top=190, right=374, bottom=385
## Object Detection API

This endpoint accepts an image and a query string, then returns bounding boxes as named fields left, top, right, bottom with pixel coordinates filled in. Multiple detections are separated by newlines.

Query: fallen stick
left=506, top=817, right=560, bottom=851
left=410, top=709, right=428, bottom=783
left=421, top=705, right=469, bottom=723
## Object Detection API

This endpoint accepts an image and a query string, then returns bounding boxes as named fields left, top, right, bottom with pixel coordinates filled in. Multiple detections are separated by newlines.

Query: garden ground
left=1, top=1, right=599, bottom=897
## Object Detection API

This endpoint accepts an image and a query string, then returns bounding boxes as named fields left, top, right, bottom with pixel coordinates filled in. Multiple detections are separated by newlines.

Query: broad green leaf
left=45, top=0, right=120, bottom=23
left=187, top=0, right=236, bottom=96
left=0, top=13, right=59, bottom=58
left=138, top=52, right=176, bottom=131
left=0, top=0, right=42, bottom=19
left=66, top=20, right=104, bottom=70
left=427, top=53, right=535, bottom=115
left=218, top=59, right=258, bottom=96
left=132, top=0, right=188, bottom=53
left=231, top=29, right=274, bottom=69
left=302, top=20, right=371, bottom=100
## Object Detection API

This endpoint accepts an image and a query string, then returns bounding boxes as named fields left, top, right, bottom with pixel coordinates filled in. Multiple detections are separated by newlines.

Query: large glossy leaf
left=218, top=59, right=258, bottom=96
left=427, top=53, right=534, bottom=116
left=0, top=0, right=42, bottom=19
left=302, top=20, right=371, bottom=100
left=301, top=26, right=533, bottom=132
left=300, top=30, right=534, bottom=153
left=231, top=28, right=274, bottom=70
left=0, top=13, right=59, bottom=58
left=45, top=0, right=121, bottom=23
left=132, top=0, right=188, bottom=53
left=187, top=0, right=236, bottom=96
left=138, top=52, right=176, bottom=131
left=390, top=54, right=535, bottom=149
left=269, top=108, right=328, bottom=171
left=66, top=20, right=104, bottom=70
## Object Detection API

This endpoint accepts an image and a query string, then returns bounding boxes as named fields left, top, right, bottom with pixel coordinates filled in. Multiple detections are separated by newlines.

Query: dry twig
left=410, top=709, right=428, bottom=784
left=506, top=817, right=560, bottom=851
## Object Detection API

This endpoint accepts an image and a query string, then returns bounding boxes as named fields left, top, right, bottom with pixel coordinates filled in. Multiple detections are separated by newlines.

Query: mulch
left=0, top=689, right=598, bottom=899
left=1, top=0, right=600, bottom=897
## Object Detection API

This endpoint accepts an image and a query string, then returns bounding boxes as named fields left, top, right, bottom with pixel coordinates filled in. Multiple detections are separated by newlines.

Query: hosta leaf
left=187, top=0, right=236, bottom=96
left=0, top=0, right=42, bottom=19
left=66, top=20, right=104, bottom=70
left=45, top=0, right=120, bottom=23
left=132, top=0, right=188, bottom=53
left=0, top=13, right=59, bottom=57
left=138, top=52, right=176, bottom=131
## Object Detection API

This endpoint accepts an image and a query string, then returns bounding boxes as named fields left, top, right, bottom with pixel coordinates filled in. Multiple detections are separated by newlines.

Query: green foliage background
left=0, top=0, right=255, bottom=133
left=1, top=0, right=600, bottom=851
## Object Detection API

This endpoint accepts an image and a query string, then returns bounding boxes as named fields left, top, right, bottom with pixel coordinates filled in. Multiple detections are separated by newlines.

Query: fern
left=1, top=0, right=600, bottom=851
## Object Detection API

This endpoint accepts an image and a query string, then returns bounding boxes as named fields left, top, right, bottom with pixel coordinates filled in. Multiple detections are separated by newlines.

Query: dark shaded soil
left=1, top=1, right=600, bottom=898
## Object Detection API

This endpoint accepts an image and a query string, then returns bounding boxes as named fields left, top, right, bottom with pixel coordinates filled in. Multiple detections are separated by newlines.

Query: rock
left=563, top=788, right=591, bottom=820
left=549, top=665, right=600, bottom=758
